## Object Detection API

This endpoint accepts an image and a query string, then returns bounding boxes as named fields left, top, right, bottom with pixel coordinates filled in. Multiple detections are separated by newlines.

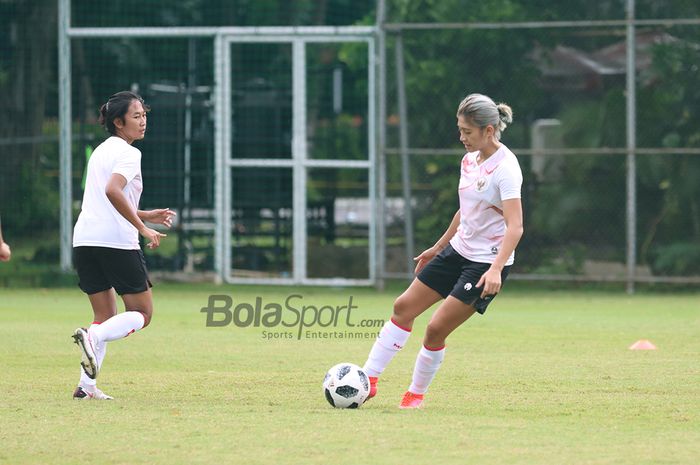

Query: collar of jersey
left=479, top=145, right=506, bottom=174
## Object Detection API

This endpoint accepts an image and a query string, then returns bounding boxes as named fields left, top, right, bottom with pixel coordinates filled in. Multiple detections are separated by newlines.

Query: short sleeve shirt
left=449, top=144, right=522, bottom=265
left=73, top=136, right=143, bottom=249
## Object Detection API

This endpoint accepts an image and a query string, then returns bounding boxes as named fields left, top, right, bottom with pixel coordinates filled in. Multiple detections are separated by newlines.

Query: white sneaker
left=72, top=328, right=99, bottom=379
left=73, top=385, right=113, bottom=400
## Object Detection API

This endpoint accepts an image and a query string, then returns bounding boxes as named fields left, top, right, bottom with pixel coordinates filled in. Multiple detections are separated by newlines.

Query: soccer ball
left=323, top=363, right=370, bottom=408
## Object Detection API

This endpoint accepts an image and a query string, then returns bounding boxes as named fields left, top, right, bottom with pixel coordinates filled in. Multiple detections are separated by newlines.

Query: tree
left=0, top=0, right=59, bottom=234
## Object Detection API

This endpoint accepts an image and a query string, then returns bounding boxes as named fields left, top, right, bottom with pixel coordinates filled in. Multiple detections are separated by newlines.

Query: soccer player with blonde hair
left=363, top=93, right=524, bottom=408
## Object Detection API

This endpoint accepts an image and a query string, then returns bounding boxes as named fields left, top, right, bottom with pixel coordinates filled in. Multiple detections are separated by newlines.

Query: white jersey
left=449, top=144, right=522, bottom=265
left=73, top=136, right=143, bottom=250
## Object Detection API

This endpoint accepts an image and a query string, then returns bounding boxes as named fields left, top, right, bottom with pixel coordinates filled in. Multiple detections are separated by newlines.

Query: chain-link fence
left=63, top=4, right=375, bottom=285
left=2, top=0, right=699, bottom=288
left=378, top=1, right=700, bottom=289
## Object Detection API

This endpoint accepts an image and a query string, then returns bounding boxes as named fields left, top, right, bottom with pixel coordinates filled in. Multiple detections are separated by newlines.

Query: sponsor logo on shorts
left=464, top=282, right=472, bottom=291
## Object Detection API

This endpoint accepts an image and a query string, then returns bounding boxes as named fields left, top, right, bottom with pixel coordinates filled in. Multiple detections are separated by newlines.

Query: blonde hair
left=456, top=93, right=513, bottom=140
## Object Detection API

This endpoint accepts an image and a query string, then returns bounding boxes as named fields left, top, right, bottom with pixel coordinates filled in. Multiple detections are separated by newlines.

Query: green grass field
left=1, top=284, right=698, bottom=465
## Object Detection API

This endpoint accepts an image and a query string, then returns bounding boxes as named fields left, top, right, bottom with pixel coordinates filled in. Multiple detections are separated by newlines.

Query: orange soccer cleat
left=399, top=391, right=424, bottom=409
left=367, top=376, right=378, bottom=399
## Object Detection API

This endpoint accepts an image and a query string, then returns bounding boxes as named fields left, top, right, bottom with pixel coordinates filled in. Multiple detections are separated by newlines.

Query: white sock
left=363, top=319, right=411, bottom=378
left=96, top=341, right=107, bottom=368
left=91, top=311, right=145, bottom=345
left=79, top=342, right=106, bottom=390
left=408, top=345, right=446, bottom=395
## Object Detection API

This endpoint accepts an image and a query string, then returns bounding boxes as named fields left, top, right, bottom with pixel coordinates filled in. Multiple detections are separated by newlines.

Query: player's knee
left=130, top=309, right=152, bottom=328
left=391, top=296, right=412, bottom=326
left=142, top=311, right=153, bottom=328
left=393, top=294, right=411, bottom=317
left=424, top=322, right=446, bottom=347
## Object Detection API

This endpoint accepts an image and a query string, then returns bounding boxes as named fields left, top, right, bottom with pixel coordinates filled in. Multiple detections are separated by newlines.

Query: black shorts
left=417, top=244, right=510, bottom=314
left=73, top=246, right=152, bottom=296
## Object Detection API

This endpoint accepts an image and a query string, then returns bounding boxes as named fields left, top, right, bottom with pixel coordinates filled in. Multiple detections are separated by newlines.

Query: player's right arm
left=0, top=217, right=10, bottom=262
left=105, top=173, right=165, bottom=249
left=413, top=209, right=460, bottom=274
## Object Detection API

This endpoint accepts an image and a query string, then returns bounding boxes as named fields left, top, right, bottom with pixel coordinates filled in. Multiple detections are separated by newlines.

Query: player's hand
left=139, top=226, right=167, bottom=249
left=142, top=208, right=176, bottom=229
left=476, top=267, right=502, bottom=298
left=413, top=246, right=440, bottom=274
left=0, top=242, right=11, bottom=262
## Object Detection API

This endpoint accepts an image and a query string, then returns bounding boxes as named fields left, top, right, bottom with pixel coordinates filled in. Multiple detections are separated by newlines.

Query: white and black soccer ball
left=323, top=362, right=370, bottom=409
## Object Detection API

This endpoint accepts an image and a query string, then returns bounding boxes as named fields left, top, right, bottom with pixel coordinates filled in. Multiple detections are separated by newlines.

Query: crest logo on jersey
left=476, top=176, right=489, bottom=192
left=491, top=246, right=499, bottom=254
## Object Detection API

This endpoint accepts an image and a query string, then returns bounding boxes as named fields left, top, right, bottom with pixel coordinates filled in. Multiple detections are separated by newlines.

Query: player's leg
left=391, top=278, right=444, bottom=330
left=400, top=297, right=476, bottom=409
left=90, top=249, right=153, bottom=346
left=400, top=261, right=511, bottom=408
left=88, top=288, right=118, bottom=323
left=90, top=288, right=152, bottom=346
left=363, top=279, right=442, bottom=398
left=71, top=247, right=117, bottom=399
left=119, top=288, right=153, bottom=328
left=72, top=247, right=111, bottom=383
left=364, top=246, right=460, bottom=399
left=74, top=289, right=117, bottom=398
left=75, top=288, right=151, bottom=401
left=422, top=295, right=476, bottom=350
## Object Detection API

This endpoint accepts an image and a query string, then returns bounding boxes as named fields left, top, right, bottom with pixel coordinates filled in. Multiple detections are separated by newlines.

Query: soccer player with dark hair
left=71, top=91, right=175, bottom=400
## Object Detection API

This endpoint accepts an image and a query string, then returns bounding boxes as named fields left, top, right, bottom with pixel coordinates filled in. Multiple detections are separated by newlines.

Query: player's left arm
left=476, top=198, right=523, bottom=298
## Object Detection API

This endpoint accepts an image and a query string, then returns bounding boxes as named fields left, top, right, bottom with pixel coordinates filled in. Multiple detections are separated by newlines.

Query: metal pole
left=382, top=18, right=700, bottom=32
left=184, top=39, right=195, bottom=219
left=68, top=25, right=377, bottom=38
left=213, top=34, right=224, bottom=283
left=58, top=0, right=72, bottom=272
left=292, top=40, right=307, bottom=283
left=626, top=0, right=637, bottom=294
left=183, top=38, right=195, bottom=272
left=222, top=36, right=233, bottom=283
left=376, top=0, right=387, bottom=289
left=395, top=33, right=415, bottom=274
left=367, top=38, right=377, bottom=284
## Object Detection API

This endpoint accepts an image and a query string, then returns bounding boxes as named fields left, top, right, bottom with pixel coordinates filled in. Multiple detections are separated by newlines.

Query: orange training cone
left=629, top=339, right=657, bottom=350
